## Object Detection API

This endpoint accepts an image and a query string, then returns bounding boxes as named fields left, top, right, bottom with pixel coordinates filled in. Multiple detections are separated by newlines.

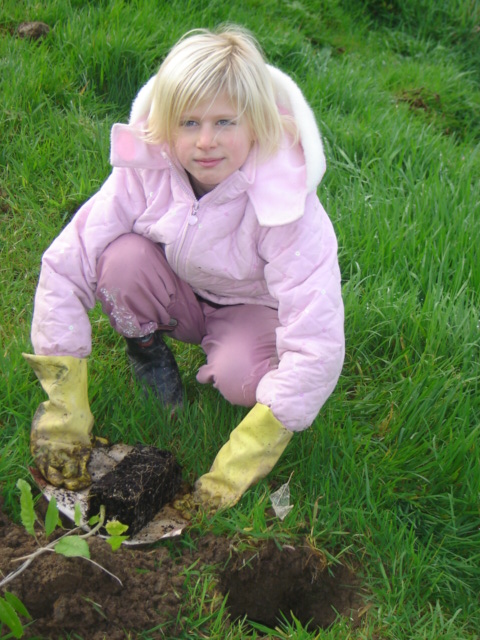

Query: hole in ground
left=219, top=539, right=364, bottom=630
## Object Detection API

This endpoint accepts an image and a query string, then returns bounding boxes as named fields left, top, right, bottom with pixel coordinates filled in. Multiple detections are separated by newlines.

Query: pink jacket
left=31, top=67, right=344, bottom=431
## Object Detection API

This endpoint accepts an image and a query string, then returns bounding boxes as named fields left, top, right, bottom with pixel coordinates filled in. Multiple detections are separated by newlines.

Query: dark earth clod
left=87, top=445, right=182, bottom=536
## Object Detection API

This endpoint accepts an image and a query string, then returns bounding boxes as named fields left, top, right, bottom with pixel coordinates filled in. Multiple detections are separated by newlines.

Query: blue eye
left=181, top=120, right=198, bottom=127
left=218, top=119, right=235, bottom=126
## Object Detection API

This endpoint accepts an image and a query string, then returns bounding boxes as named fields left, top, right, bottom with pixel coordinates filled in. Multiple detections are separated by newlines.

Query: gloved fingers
left=63, top=473, right=92, bottom=492
left=172, top=493, right=197, bottom=520
left=193, top=477, right=240, bottom=511
left=40, top=461, right=92, bottom=491
left=33, top=446, right=92, bottom=490
left=42, top=464, right=67, bottom=488
left=62, top=449, right=90, bottom=478
left=171, top=490, right=225, bottom=518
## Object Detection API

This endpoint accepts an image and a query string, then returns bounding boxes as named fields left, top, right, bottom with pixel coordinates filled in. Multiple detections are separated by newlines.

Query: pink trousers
left=96, top=233, right=280, bottom=406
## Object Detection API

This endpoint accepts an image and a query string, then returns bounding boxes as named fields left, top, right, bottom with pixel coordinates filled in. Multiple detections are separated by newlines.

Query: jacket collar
left=245, top=138, right=308, bottom=226
left=110, top=123, right=308, bottom=226
left=110, top=122, right=169, bottom=170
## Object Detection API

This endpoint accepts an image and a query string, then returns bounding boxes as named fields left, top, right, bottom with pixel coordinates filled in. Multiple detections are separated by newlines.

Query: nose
left=196, top=124, right=217, bottom=149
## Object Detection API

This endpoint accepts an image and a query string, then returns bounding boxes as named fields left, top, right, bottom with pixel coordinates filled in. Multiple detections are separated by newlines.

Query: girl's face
left=173, top=92, right=254, bottom=197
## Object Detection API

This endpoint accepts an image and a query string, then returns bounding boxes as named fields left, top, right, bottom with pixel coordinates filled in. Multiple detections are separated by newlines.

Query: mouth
left=195, top=158, right=223, bottom=168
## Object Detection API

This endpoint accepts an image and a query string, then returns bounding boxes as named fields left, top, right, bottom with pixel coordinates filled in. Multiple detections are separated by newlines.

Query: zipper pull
left=188, top=202, right=199, bottom=226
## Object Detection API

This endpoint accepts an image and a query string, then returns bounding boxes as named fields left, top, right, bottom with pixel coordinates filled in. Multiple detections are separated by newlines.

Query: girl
left=24, top=26, right=345, bottom=509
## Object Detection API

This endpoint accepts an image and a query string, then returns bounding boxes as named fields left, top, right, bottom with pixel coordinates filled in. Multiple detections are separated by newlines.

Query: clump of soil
left=16, top=22, right=50, bottom=39
left=0, top=498, right=365, bottom=639
left=87, top=446, right=182, bottom=536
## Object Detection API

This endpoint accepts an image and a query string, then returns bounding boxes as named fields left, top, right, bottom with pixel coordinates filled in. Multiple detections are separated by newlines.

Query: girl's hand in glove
left=193, top=403, right=293, bottom=510
left=23, top=354, right=94, bottom=490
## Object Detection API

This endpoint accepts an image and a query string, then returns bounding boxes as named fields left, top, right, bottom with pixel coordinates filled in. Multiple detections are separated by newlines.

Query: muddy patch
left=0, top=500, right=365, bottom=638
left=16, top=21, right=50, bottom=40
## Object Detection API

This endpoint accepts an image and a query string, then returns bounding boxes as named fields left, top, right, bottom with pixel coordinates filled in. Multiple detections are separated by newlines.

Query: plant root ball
left=87, top=446, right=182, bottom=536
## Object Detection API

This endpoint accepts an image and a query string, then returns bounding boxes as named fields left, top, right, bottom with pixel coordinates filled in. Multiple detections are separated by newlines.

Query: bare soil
left=0, top=496, right=365, bottom=639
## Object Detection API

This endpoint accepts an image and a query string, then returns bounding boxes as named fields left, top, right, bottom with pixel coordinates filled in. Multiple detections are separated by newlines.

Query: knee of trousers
left=96, top=233, right=177, bottom=336
left=198, top=343, right=275, bottom=407
left=96, top=233, right=206, bottom=342
left=96, top=233, right=168, bottom=292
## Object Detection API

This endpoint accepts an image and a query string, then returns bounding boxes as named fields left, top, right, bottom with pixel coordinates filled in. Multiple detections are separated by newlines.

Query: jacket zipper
left=167, top=159, right=200, bottom=274
left=173, top=200, right=200, bottom=274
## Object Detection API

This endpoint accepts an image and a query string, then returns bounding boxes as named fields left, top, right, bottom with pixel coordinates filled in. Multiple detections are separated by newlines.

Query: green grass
left=1, top=0, right=480, bottom=637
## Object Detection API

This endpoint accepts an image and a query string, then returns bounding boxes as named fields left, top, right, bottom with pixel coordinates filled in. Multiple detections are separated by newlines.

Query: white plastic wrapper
left=270, top=478, right=294, bottom=520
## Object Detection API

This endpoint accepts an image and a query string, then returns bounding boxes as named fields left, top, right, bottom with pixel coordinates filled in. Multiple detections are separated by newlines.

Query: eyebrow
left=181, top=107, right=240, bottom=119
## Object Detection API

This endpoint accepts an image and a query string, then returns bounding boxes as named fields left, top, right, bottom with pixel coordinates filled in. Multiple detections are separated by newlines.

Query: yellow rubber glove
left=193, top=403, right=293, bottom=510
left=23, top=354, right=94, bottom=490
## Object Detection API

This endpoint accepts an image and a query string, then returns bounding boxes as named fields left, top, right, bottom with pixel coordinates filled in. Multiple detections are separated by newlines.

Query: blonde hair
left=145, top=26, right=286, bottom=157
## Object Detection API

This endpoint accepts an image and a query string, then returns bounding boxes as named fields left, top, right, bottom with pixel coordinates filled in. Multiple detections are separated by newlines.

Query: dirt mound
left=0, top=501, right=364, bottom=638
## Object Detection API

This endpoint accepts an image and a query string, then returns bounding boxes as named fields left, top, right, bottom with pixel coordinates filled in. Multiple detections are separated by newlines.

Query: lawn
left=1, top=0, right=480, bottom=638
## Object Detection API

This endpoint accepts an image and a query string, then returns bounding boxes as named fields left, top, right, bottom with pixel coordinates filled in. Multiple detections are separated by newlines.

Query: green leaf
left=4, top=593, right=31, bottom=620
left=106, top=535, right=129, bottom=551
left=74, top=502, right=83, bottom=527
left=54, top=536, right=90, bottom=559
left=44, top=496, right=60, bottom=537
left=88, top=514, right=100, bottom=526
left=0, top=597, right=24, bottom=638
left=105, top=520, right=129, bottom=536
left=16, top=479, right=36, bottom=537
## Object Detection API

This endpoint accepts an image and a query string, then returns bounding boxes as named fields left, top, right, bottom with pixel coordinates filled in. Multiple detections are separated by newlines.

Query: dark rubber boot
left=125, top=332, right=184, bottom=407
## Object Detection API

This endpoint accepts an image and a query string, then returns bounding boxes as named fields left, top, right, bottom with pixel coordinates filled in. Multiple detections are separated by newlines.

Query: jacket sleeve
left=255, top=194, right=345, bottom=431
left=31, top=167, right=146, bottom=357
